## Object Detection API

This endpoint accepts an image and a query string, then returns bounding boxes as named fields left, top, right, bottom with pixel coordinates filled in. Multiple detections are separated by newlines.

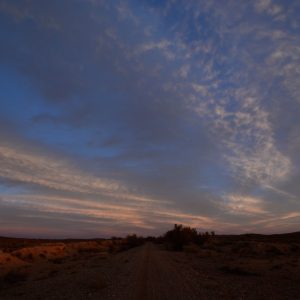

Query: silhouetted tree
left=123, top=234, right=144, bottom=249
left=163, top=224, right=215, bottom=251
left=164, top=224, right=199, bottom=250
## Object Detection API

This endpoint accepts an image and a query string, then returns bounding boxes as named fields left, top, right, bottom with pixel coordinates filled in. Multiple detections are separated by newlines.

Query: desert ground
left=1, top=233, right=300, bottom=300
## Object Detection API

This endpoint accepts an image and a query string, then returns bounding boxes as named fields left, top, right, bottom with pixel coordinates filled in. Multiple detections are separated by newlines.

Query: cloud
left=254, top=0, right=283, bottom=18
left=135, top=39, right=176, bottom=60
left=222, top=194, right=268, bottom=215
left=0, top=139, right=228, bottom=235
left=0, top=192, right=231, bottom=237
left=0, top=141, right=178, bottom=208
left=250, top=211, right=300, bottom=233
left=192, top=88, right=291, bottom=187
left=0, top=143, right=124, bottom=195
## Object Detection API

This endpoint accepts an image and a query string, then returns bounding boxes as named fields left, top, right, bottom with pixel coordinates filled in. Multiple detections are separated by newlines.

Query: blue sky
left=0, top=0, right=300, bottom=238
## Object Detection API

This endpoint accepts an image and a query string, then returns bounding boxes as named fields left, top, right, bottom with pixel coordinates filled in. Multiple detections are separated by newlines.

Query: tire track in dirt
left=134, top=243, right=150, bottom=300
left=129, top=243, right=199, bottom=300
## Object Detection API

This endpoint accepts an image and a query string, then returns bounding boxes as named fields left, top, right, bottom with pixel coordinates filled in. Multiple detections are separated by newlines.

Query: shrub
left=26, top=253, right=33, bottom=261
left=164, top=224, right=213, bottom=251
left=124, top=234, right=144, bottom=249
left=219, top=265, right=258, bottom=276
left=14, top=252, right=22, bottom=259
left=49, top=258, right=64, bottom=264
left=3, top=270, right=28, bottom=284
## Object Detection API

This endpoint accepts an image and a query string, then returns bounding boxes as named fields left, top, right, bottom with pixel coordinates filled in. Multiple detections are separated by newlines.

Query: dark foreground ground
left=1, top=234, right=300, bottom=299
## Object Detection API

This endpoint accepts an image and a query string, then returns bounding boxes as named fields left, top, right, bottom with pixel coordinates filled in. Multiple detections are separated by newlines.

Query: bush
left=49, top=258, right=64, bottom=264
left=164, top=224, right=213, bottom=251
left=219, top=265, right=258, bottom=276
left=123, top=234, right=144, bottom=249
left=14, top=252, right=22, bottom=259
left=26, top=253, right=33, bottom=261
left=3, top=270, right=28, bottom=284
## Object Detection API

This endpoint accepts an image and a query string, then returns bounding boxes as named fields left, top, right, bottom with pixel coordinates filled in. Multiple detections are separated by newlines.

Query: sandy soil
left=1, top=241, right=300, bottom=299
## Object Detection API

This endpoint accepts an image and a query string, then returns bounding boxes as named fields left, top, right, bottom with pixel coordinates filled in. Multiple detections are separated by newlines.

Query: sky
left=0, top=0, right=300, bottom=238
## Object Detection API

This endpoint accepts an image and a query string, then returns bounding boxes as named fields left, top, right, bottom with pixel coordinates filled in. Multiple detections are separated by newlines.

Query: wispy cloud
left=0, top=143, right=125, bottom=195
left=0, top=193, right=231, bottom=236
left=0, top=142, right=172, bottom=205
left=222, top=194, right=268, bottom=215
left=254, top=0, right=284, bottom=19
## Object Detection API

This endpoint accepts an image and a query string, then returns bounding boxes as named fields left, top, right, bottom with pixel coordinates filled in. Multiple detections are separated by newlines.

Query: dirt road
left=103, top=242, right=201, bottom=300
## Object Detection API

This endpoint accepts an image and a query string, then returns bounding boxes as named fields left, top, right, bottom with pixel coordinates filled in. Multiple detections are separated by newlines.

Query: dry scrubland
left=0, top=229, right=300, bottom=299
left=0, top=236, right=139, bottom=299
